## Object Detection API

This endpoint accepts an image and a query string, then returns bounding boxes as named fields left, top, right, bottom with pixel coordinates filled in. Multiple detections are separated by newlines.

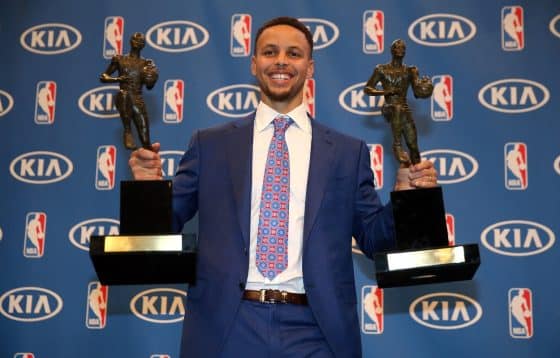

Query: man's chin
left=267, top=92, right=293, bottom=102
left=263, top=87, right=301, bottom=103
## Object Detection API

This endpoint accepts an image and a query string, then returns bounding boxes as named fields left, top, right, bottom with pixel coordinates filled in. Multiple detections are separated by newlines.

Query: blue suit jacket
left=173, top=114, right=395, bottom=358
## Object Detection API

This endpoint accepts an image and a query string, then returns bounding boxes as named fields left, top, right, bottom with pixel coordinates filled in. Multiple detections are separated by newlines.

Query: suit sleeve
left=352, top=141, right=396, bottom=257
left=172, top=130, right=200, bottom=232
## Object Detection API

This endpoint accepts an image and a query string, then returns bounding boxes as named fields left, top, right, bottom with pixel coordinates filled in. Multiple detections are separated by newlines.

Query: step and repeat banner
left=1, top=0, right=559, bottom=357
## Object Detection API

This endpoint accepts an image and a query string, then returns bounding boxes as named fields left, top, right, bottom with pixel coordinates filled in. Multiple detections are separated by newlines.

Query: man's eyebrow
left=259, top=44, right=304, bottom=50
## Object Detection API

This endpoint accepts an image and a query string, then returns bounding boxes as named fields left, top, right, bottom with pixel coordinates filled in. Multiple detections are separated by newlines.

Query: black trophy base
left=373, top=187, right=480, bottom=287
left=89, top=234, right=197, bottom=285
left=120, top=180, right=173, bottom=235
left=374, top=244, right=480, bottom=288
left=391, top=187, right=448, bottom=250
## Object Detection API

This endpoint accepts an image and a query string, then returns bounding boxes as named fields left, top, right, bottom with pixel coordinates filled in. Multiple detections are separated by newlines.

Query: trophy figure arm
left=143, top=59, right=159, bottom=90
left=409, top=66, right=433, bottom=98
left=364, top=86, right=383, bottom=96
left=100, top=56, right=127, bottom=83
left=365, top=65, right=395, bottom=96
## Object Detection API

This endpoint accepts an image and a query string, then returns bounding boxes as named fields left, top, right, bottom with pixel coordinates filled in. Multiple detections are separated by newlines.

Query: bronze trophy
left=90, top=33, right=196, bottom=285
left=364, top=39, right=479, bottom=287
left=100, top=32, right=158, bottom=150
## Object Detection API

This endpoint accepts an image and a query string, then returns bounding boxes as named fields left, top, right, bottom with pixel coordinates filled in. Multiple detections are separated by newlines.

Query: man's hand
left=394, top=160, right=438, bottom=190
left=128, top=142, right=163, bottom=180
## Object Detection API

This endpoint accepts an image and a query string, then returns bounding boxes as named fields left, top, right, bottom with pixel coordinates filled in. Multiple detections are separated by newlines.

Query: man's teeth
left=271, top=74, right=290, bottom=80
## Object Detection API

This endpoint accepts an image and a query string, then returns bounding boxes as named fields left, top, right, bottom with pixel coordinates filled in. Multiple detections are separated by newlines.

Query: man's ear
left=306, top=59, right=315, bottom=79
left=251, top=56, right=257, bottom=76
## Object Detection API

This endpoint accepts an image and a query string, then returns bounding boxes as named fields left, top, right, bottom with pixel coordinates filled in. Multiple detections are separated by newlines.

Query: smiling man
left=129, top=17, right=437, bottom=358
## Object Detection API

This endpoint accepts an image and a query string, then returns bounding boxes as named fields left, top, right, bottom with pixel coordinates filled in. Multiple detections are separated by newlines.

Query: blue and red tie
left=256, top=115, right=293, bottom=280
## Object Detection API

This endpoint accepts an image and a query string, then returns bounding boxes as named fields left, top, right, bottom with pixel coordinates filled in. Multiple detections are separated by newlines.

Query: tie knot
left=273, top=115, right=293, bottom=135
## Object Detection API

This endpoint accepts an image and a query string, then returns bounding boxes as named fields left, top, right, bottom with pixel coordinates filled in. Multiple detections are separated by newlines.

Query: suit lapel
left=226, top=115, right=254, bottom=249
left=303, top=120, right=336, bottom=243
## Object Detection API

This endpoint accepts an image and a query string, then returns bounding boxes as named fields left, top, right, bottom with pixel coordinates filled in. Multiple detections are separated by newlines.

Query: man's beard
left=260, top=81, right=304, bottom=103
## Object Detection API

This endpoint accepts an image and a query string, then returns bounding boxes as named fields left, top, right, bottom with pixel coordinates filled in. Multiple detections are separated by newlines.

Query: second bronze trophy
left=364, top=39, right=480, bottom=287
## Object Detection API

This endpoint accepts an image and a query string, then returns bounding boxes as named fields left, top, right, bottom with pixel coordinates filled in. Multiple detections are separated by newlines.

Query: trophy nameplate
left=90, top=180, right=197, bottom=285
left=373, top=187, right=480, bottom=287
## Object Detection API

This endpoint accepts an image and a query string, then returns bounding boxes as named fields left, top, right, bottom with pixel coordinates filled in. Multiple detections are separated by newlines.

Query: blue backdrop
left=1, top=0, right=559, bottom=357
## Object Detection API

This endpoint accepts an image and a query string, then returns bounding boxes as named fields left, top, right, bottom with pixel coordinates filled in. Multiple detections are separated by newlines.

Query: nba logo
left=231, top=14, right=251, bottom=57
left=446, top=213, right=455, bottom=246
left=304, top=78, right=315, bottom=118
left=502, top=6, right=524, bottom=51
left=362, top=285, right=383, bottom=334
left=34, top=81, right=56, bottom=124
left=96, top=145, right=116, bottom=190
left=505, top=142, right=528, bottom=190
left=103, top=16, right=124, bottom=58
left=163, top=79, right=184, bottom=123
left=368, top=144, right=383, bottom=189
left=363, top=10, right=384, bottom=54
left=23, top=212, right=46, bottom=258
left=509, top=288, right=533, bottom=338
left=14, top=354, right=35, bottom=358
left=86, top=281, right=109, bottom=329
left=431, top=75, right=453, bottom=121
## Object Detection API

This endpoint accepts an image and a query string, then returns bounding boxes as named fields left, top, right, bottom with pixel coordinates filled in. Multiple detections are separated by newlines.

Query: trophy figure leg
left=116, top=91, right=137, bottom=150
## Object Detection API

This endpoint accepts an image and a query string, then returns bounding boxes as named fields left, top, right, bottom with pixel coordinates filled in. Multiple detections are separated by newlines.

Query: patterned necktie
left=256, top=115, right=293, bottom=280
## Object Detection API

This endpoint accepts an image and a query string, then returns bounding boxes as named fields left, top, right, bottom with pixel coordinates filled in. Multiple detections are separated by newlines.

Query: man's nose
left=275, top=52, right=288, bottom=66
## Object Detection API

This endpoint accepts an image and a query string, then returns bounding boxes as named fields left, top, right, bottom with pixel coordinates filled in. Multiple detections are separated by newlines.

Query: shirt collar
left=255, top=101, right=311, bottom=134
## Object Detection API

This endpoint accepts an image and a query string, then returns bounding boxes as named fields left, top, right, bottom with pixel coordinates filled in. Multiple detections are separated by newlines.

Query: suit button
left=239, top=282, right=245, bottom=291
left=243, top=247, right=248, bottom=256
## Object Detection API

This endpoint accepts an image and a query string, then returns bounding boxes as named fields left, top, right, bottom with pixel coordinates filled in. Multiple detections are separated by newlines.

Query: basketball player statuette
left=364, top=39, right=433, bottom=168
left=100, top=32, right=158, bottom=150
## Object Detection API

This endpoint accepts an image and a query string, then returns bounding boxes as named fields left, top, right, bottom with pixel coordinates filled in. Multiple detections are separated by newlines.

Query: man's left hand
left=409, top=160, right=438, bottom=188
left=394, top=160, right=438, bottom=190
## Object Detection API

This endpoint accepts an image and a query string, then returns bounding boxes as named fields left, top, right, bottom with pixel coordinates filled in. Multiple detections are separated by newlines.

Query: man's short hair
left=254, top=17, right=314, bottom=58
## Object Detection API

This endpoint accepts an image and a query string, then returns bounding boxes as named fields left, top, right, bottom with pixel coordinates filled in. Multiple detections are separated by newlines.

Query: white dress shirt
left=245, top=101, right=312, bottom=293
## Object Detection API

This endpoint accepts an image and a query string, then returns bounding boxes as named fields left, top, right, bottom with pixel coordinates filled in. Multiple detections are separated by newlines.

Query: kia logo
left=408, top=14, right=476, bottom=46
left=478, top=79, right=550, bottom=114
left=422, top=149, right=478, bottom=184
left=206, top=84, right=260, bottom=118
left=68, top=218, right=120, bottom=251
left=160, top=150, right=185, bottom=178
left=130, top=288, right=186, bottom=323
left=0, top=287, right=63, bottom=322
left=146, top=20, right=209, bottom=53
left=481, top=220, right=555, bottom=256
left=20, top=23, right=82, bottom=55
left=338, top=82, right=383, bottom=116
left=409, top=292, right=482, bottom=330
left=299, top=18, right=339, bottom=50
left=78, top=86, right=119, bottom=118
left=10, top=151, right=73, bottom=184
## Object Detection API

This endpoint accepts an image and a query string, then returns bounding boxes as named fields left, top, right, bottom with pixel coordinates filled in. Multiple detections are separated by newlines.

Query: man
left=130, top=17, right=437, bottom=357
left=364, top=39, right=433, bottom=167
left=100, top=32, right=158, bottom=149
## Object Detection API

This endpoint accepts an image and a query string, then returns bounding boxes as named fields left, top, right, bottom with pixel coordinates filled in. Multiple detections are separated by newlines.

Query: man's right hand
left=129, top=142, right=163, bottom=180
